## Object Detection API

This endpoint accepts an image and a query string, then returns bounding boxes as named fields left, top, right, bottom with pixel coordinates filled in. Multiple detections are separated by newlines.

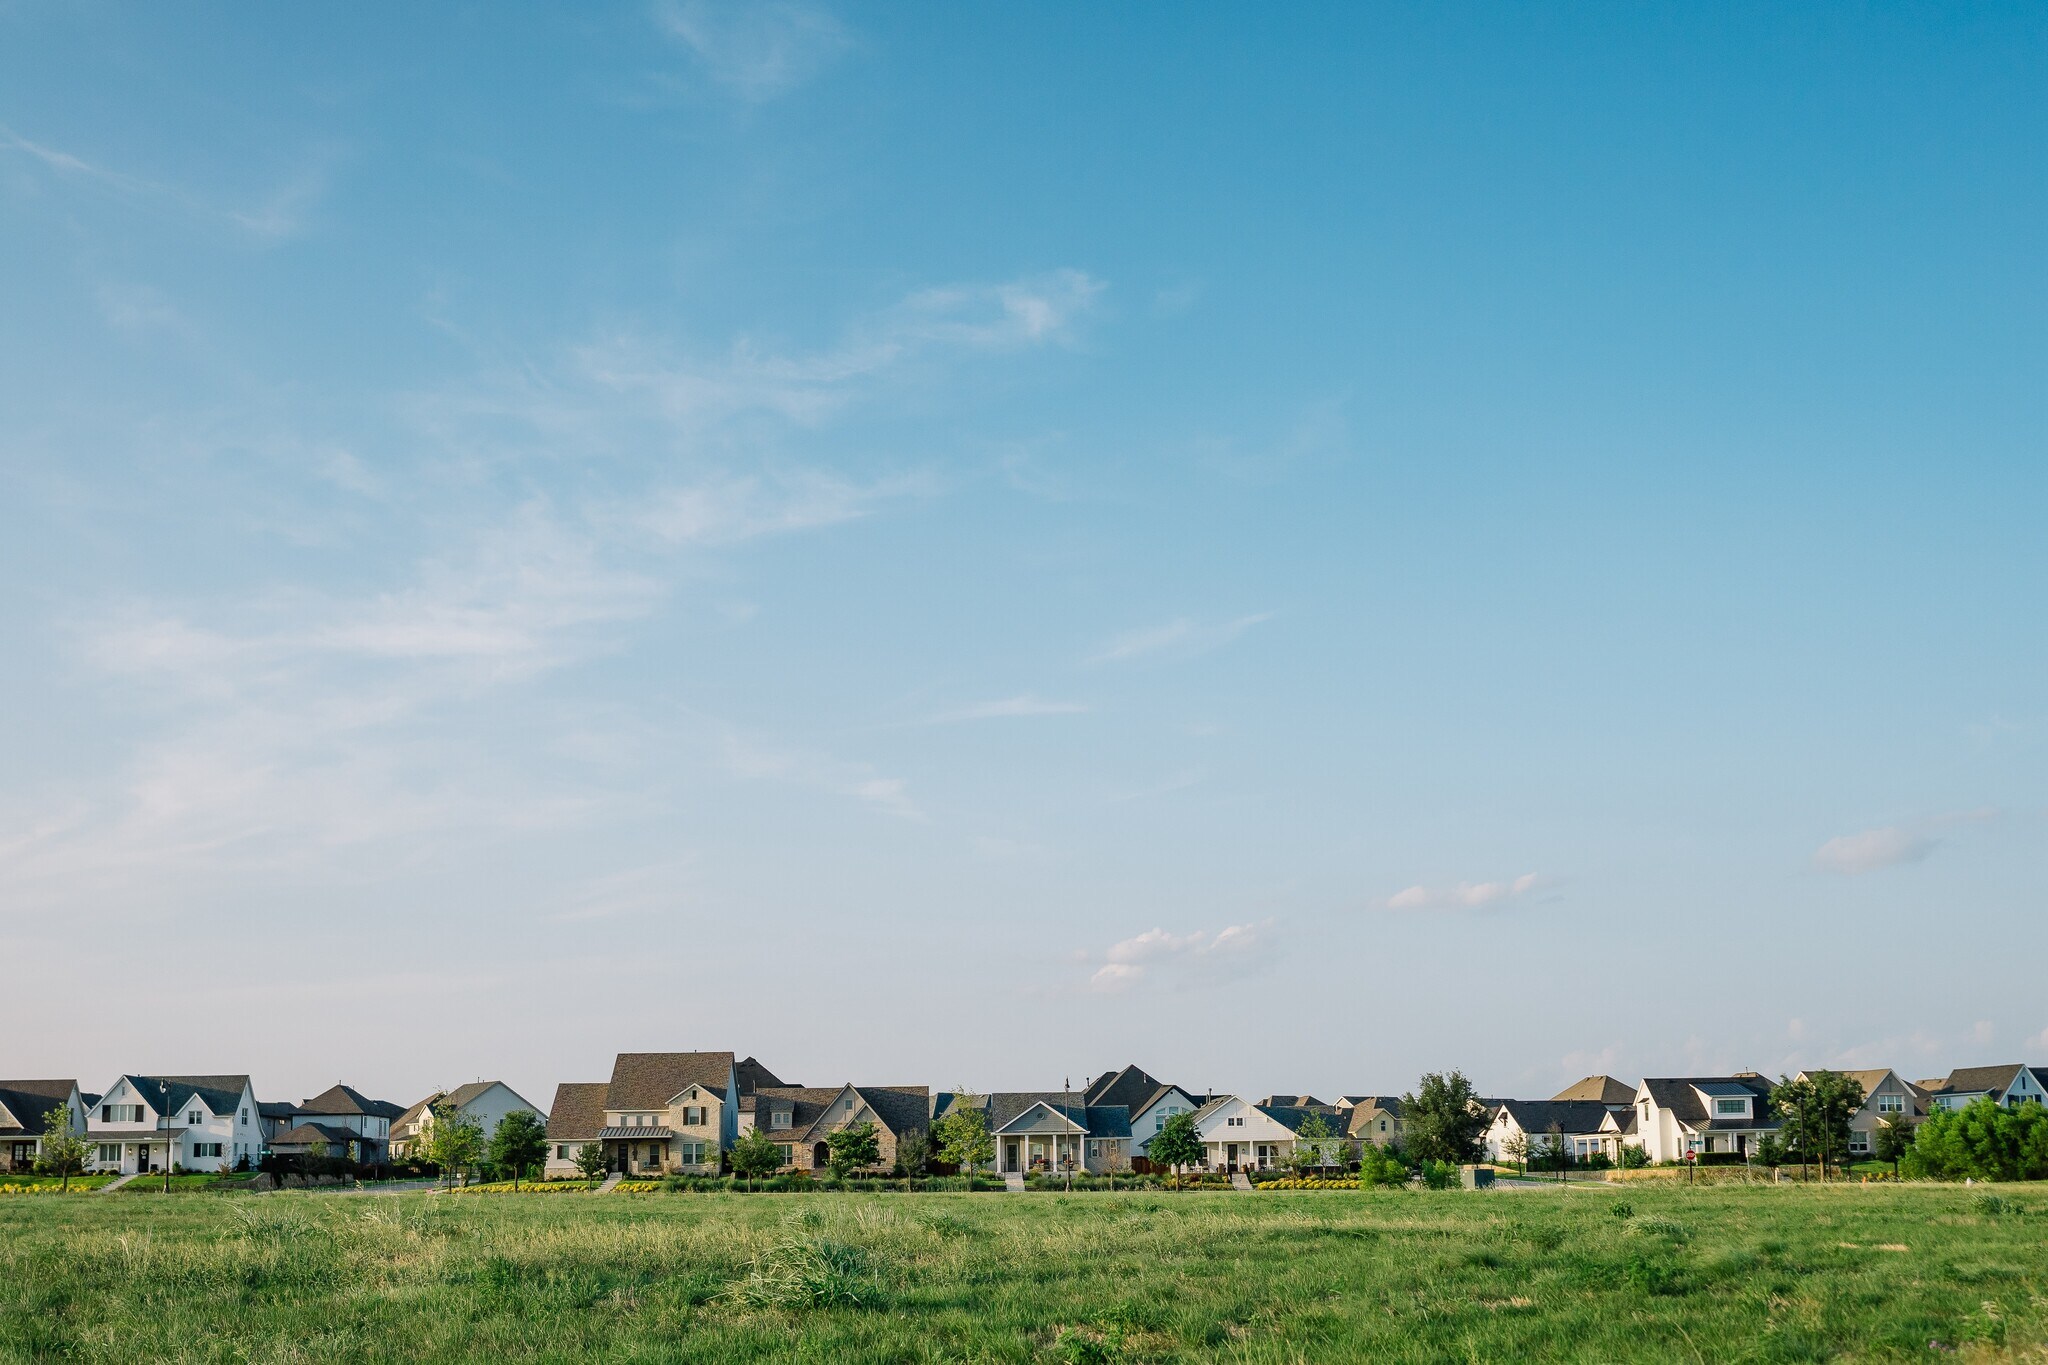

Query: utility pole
left=1062, top=1077, right=1074, bottom=1192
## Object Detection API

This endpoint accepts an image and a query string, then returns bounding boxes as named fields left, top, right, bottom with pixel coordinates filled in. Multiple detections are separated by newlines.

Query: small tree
left=33, top=1108, right=91, bottom=1191
left=1770, top=1072, right=1865, bottom=1180
left=1871, top=1113, right=1914, bottom=1177
left=1753, top=1133, right=1785, bottom=1171
left=423, top=1104, right=484, bottom=1191
left=1357, top=1140, right=1409, bottom=1188
left=488, top=1111, right=549, bottom=1190
left=825, top=1121, right=882, bottom=1181
left=1401, top=1072, right=1489, bottom=1166
left=1542, top=1122, right=1570, bottom=1180
left=934, top=1096, right=995, bottom=1183
left=1616, top=1142, right=1649, bottom=1170
left=1501, top=1130, right=1530, bottom=1176
left=1149, top=1112, right=1206, bottom=1190
left=896, top=1128, right=933, bottom=1190
left=729, top=1127, right=782, bottom=1190
left=1288, top=1111, right=1339, bottom=1175
left=573, top=1140, right=608, bottom=1181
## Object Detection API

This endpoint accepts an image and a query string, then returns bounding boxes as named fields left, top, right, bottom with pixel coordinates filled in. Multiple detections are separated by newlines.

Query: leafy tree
left=33, top=1107, right=91, bottom=1191
left=825, top=1121, right=881, bottom=1181
left=1616, top=1142, right=1649, bottom=1170
left=1288, top=1111, right=1340, bottom=1174
left=729, top=1126, right=783, bottom=1190
left=934, top=1094, right=995, bottom=1182
left=1870, top=1112, right=1914, bottom=1175
left=573, top=1140, right=608, bottom=1181
left=1770, top=1072, right=1865, bottom=1179
left=423, top=1103, right=484, bottom=1191
left=1753, top=1133, right=1785, bottom=1170
left=1356, top=1140, right=1409, bottom=1188
left=1401, top=1072, right=1489, bottom=1166
left=1541, top=1122, right=1571, bottom=1178
left=488, top=1110, right=549, bottom=1190
left=1904, top=1097, right=2048, bottom=1181
left=1148, top=1112, right=1206, bottom=1190
left=1501, top=1130, right=1529, bottom=1175
left=896, top=1127, right=932, bottom=1185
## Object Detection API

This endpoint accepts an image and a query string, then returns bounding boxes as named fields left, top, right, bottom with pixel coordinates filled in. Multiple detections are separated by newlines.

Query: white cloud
left=927, top=695, right=1089, bottom=724
left=718, top=732, right=922, bottom=821
left=1381, top=872, right=1547, bottom=912
left=627, top=469, right=928, bottom=547
left=1, top=125, right=328, bottom=243
left=1088, top=612, right=1272, bottom=665
left=654, top=0, right=853, bottom=102
left=1087, top=920, right=1274, bottom=992
left=1812, top=826, right=1938, bottom=875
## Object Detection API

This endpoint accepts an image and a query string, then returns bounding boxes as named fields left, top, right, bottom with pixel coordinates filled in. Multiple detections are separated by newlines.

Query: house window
left=1876, top=1094, right=1903, bottom=1114
left=98, top=1144, right=121, bottom=1162
left=102, top=1104, right=143, bottom=1124
left=683, top=1106, right=704, bottom=1126
left=187, top=1111, right=202, bottom=1125
left=770, top=1110, right=792, bottom=1130
left=556, top=1145, right=569, bottom=1160
left=775, top=1145, right=793, bottom=1164
left=240, top=1109, right=248, bottom=1123
left=193, top=1143, right=223, bottom=1158
left=1713, top=1099, right=1747, bottom=1117
left=678, top=1142, right=706, bottom=1164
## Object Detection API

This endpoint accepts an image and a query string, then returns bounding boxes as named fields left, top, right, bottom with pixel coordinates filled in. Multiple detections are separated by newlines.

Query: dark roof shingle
left=606, top=1053, right=735, bottom=1110
left=546, top=1083, right=609, bottom=1141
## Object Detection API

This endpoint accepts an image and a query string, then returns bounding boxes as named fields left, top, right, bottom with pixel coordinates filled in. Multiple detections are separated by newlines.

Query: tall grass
left=1, top=1185, right=2044, bottom=1360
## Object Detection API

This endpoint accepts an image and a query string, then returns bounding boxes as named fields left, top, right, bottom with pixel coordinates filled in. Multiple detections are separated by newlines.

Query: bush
left=1419, top=1160, right=1459, bottom=1190
left=1616, top=1145, right=1649, bottom=1170
left=722, top=1236, right=886, bottom=1310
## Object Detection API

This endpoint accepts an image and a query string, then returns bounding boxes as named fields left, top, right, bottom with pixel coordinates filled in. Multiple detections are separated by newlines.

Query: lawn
left=1, top=1184, right=2044, bottom=1361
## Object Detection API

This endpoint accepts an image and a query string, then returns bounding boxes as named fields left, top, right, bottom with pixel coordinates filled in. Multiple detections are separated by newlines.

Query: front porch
left=995, top=1132, right=1084, bottom=1175
left=1202, top=1140, right=1286, bottom=1173
left=87, top=1133, right=185, bottom=1174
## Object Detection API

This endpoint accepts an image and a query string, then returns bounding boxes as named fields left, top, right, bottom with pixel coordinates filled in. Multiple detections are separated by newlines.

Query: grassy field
left=2, top=1184, right=2044, bottom=1362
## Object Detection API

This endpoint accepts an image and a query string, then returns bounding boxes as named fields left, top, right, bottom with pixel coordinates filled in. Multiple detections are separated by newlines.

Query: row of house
left=7, top=1057, right=2042, bottom=1178
left=0, top=1072, right=544, bottom=1175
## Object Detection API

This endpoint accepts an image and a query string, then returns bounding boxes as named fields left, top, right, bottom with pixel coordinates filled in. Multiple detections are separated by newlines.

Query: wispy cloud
left=1086, top=921, right=1274, bottom=992
left=926, top=694, right=1089, bottom=724
left=654, top=0, right=853, bottom=102
left=1812, top=826, right=1937, bottom=875
left=1, top=125, right=330, bottom=243
left=1087, top=612, right=1272, bottom=665
left=1380, top=872, right=1549, bottom=912
left=718, top=732, right=921, bottom=821
left=625, top=469, right=931, bottom=547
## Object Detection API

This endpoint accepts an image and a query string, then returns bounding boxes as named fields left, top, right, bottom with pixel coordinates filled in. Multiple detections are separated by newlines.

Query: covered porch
left=597, top=1126, right=675, bottom=1175
left=87, top=1132, right=186, bottom=1174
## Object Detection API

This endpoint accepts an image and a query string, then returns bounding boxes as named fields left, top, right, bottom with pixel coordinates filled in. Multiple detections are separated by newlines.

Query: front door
left=1005, top=1139, right=1019, bottom=1171
left=1226, top=1142, right=1239, bottom=1171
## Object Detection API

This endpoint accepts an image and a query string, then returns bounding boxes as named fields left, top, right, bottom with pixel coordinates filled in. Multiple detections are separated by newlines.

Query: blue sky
left=2, top=2, right=2043, bottom=1108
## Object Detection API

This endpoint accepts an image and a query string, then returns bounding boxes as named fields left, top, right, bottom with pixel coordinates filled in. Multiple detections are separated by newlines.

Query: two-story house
left=1189, top=1094, right=1301, bottom=1173
left=1926, top=1064, right=2046, bottom=1113
left=390, top=1081, right=543, bottom=1159
left=1340, top=1096, right=1405, bottom=1149
left=0, top=1080, right=85, bottom=1172
left=84, top=1074, right=261, bottom=1174
left=1633, top=1074, right=1778, bottom=1162
left=594, top=1051, right=739, bottom=1176
left=1789, top=1068, right=1926, bottom=1157
left=267, top=1084, right=405, bottom=1165
left=748, top=1084, right=931, bottom=1173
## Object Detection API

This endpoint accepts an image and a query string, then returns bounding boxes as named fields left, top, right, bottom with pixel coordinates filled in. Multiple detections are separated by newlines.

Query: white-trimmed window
left=678, top=1141, right=706, bottom=1164
left=775, top=1144, right=793, bottom=1164
left=102, top=1104, right=143, bottom=1123
left=1876, top=1093, right=1903, bottom=1114
left=770, top=1109, right=792, bottom=1130
left=683, top=1106, right=704, bottom=1126
left=97, top=1144, right=121, bottom=1162
left=193, top=1142, right=223, bottom=1159
left=1714, top=1098, right=1748, bottom=1118
left=187, top=1110, right=202, bottom=1125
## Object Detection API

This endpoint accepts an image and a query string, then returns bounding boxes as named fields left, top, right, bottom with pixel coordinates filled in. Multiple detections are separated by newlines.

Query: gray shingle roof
left=1084, top=1065, right=1166, bottom=1110
left=606, top=1053, right=735, bottom=1110
left=1640, top=1076, right=1775, bottom=1128
left=1937, top=1064, right=2027, bottom=1096
left=0, top=1080, right=74, bottom=1135
left=117, top=1075, right=252, bottom=1121
left=979, top=1093, right=1131, bottom=1138
left=1256, top=1104, right=1344, bottom=1135
left=1494, top=1099, right=1615, bottom=1136
left=297, top=1084, right=403, bottom=1120
left=736, top=1057, right=787, bottom=1095
left=546, top=1083, right=608, bottom=1141
left=1550, top=1075, right=1636, bottom=1106
left=270, top=1122, right=361, bottom=1147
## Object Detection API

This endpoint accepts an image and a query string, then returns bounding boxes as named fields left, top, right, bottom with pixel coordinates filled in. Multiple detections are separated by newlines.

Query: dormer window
left=770, top=1109, right=792, bottom=1130
left=1713, top=1098, right=1748, bottom=1118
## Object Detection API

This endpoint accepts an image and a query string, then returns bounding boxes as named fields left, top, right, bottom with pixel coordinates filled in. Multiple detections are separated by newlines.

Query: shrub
left=723, top=1236, right=886, bottom=1310
left=1616, top=1145, right=1649, bottom=1170
left=1419, top=1160, right=1459, bottom=1190
left=1623, top=1254, right=1680, bottom=1296
left=1609, top=1200, right=1635, bottom=1220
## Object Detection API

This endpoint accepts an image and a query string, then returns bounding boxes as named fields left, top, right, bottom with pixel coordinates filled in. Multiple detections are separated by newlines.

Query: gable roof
left=0, top=1080, right=76, bottom=1135
left=113, top=1075, right=252, bottom=1120
left=1936, top=1064, right=2028, bottom=1096
left=1085, top=1065, right=1166, bottom=1110
left=978, top=1093, right=1131, bottom=1138
left=545, top=1083, right=609, bottom=1141
left=1494, top=1099, right=1615, bottom=1136
left=270, top=1121, right=361, bottom=1147
left=1551, top=1075, right=1636, bottom=1106
left=847, top=1086, right=931, bottom=1139
left=297, top=1084, right=404, bottom=1119
left=1640, top=1076, right=1775, bottom=1129
left=606, top=1053, right=735, bottom=1110
left=393, top=1093, right=444, bottom=1133
left=258, top=1101, right=297, bottom=1120
left=735, top=1057, right=787, bottom=1095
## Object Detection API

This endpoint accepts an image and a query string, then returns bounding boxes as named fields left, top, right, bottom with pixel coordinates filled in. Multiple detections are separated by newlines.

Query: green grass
left=1, top=1185, right=2044, bottom=1361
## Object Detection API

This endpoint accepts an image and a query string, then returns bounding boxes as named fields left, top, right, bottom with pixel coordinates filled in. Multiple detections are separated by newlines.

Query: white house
left=1926, top=1064, right=2046, bottom=1113
left=1189, top=1095, right=1299, bottom=1173
left=391, top=1080, right=543, bottom=1159
left=0, top=1080, right=85, bottom=1172
left=1482, top=1099, right=1617, bottom=1164
left=85, top=1074, right=261, bottom=1174
left=1632, top=1075, right=1778, bottom=1163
